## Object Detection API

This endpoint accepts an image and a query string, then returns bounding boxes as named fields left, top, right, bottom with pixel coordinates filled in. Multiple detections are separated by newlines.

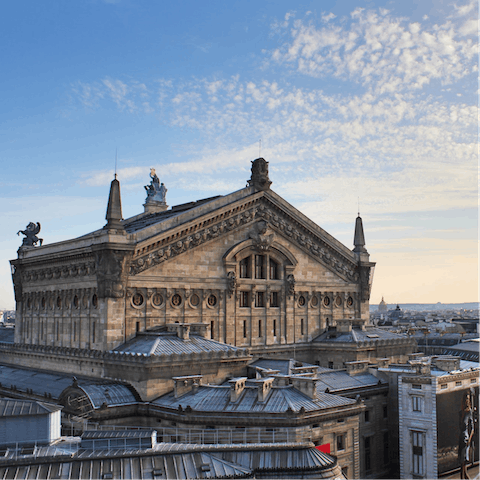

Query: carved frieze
left=21, top=261, right=96, bottom=283
left=130, top=208, right=256, bottom=275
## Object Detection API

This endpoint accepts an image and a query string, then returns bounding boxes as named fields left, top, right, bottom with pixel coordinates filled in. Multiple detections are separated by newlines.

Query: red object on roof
left=315, top=443, right=330, bottom=454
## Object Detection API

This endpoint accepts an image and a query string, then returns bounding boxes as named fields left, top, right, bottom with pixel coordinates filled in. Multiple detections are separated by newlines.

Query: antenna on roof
left=115, top=148, right=118, bottom=179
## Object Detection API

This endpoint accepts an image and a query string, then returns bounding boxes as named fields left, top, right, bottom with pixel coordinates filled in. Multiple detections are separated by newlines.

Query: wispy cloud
left=269, top=5, right=477, bottom=94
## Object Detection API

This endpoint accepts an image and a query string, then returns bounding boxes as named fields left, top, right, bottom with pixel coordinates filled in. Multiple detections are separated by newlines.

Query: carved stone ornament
left=248, top=158, right=272, bottom=191
left=95, top=249, right=131, bottom=299
left=255, top=203, right=359, bottom=282
left=249, top=221, right=275, bottom=251
left=130, top=207, right=255, bottom=275
left=286, top=274, right=295, bottom=297
left=227, top=271, right=236, bottom=297
left=17, top=222, right=43, bottom=247
left=359, top=265, right=372, bottom=302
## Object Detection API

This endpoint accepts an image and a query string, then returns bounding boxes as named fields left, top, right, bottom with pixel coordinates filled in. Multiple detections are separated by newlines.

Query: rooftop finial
left=105, top=174, right=124, bottom=230
left=353, top=213, right=367, bottom=254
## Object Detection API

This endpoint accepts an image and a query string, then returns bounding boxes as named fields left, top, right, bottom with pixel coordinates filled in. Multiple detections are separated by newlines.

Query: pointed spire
left=105, top=175, right=124, bottom=230
left=353, top=214, right=367, bottom=254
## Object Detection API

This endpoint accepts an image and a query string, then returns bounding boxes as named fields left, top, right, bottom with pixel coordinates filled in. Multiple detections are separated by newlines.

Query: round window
left=207, top=294, right=217, bottom=307
left=298, top=295, right=306, bottom=307
left=311, top=296, right=318, bottom=307
left=335, top=296, right=342, bottom=307
left=323, top=296, right=330, bottom=307
left=92, top=294, right=98, bottom=308
left=73, top=295, right=79, bottom=309
left=56, top=297, right=62, bottom=309
left=41, top=297, right=46, bottom=309
left=347, top=296, right=354, bottom=307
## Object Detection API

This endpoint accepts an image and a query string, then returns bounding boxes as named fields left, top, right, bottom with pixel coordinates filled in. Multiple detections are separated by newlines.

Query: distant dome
left=378, top=297, right=388, bottom=313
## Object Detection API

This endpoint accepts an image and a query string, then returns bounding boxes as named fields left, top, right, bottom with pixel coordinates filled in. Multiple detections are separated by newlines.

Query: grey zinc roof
left=314, top=327, right=406, bottom=343
left=114, top=333, right=240, bottom=356
left=153, top=384, right=355, bottom=413
left=0, top=398, right=62, bottom=417
left=314, top=370, right=383, bottom=393
left=79, top=383, right=138, bottom=408
left=217, top=445, right=337, bottom=472
left=250, top=358, right=331, bottom=375
left=0, top=364, right=137, bottom=403
left=123, top=196, right=222, bottom=233
left=0, top=328, right=14, bottom=343
left=0, top=442, right=342, bottom=479
left=0, top=363, right=78, bottom=398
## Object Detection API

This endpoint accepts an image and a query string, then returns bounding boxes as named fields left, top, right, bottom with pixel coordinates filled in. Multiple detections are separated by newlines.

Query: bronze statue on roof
left=17, top=222, right=43, bottom=247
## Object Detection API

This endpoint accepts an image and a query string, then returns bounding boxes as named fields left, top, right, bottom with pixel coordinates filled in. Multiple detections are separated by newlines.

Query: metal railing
left=0, top=424, right=315, bottom=461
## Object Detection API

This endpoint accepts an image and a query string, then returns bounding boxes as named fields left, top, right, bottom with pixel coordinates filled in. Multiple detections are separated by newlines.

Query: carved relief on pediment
left=130, top=207, right=257, bottom=275
left=256, top=202, right=359, bottom=282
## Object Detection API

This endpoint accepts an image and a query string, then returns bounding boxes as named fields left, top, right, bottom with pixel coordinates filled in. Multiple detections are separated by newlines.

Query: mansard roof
left=153, top=382, right=356, bottom=413
left=314, top=326, right=407, bottom=344
left=114, top=332, right=245, bottom=356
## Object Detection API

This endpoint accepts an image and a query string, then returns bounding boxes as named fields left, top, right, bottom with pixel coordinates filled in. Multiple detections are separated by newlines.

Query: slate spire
left=105, top=174, right=124, bottom=230
left=353, top=214, right=367, bottom=254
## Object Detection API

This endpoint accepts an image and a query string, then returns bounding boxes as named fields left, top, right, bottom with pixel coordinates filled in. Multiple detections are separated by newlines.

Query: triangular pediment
left=128, top=189, right=359, bottom=282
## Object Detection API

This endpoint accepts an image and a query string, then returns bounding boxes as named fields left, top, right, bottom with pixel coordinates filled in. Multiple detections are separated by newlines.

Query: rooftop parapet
left=345, top=360, right=370, bottom=375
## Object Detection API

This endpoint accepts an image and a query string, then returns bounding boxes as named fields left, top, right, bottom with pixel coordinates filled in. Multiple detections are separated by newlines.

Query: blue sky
left=0, top=0, right=477, bottom=309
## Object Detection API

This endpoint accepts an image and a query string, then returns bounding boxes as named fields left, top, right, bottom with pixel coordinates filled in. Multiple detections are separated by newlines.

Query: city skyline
left=0, top=0, right=477, bottom=309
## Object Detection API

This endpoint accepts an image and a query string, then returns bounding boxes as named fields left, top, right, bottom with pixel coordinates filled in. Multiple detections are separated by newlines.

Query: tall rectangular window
left=364, top=436, right=371, bottom=472
left=243, top=320, right=247, bottom=338
left=383, top=432, right=389, bottom=466
left=337, top=434, right=345, bottom=451
left=255, top=255, right=265, bottom=279
left=239, top=257, right=251, bottom=278
left=73, top=322, right=77, bottom=341
left=270, top=291, right=279, bottom=307
left=412, top=396, right=423, bottom=412
left=258, top=319, right=262, bottom=337
left=269, top=259, right=278, bottom=279
left=273, top=319, right=277, bottom=337
left=365, top=410, right=370, bottom=423
left=240, top=291, right=250, bottom=307
left=92, top=321, right=95, bottom=344
left=412, top=431, right=424, bottom=476
left=255, top=292, right=265, bottom=307
left=211, top=320, right=214, bottom=339
left=300, top=318, right=304, bottom=335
